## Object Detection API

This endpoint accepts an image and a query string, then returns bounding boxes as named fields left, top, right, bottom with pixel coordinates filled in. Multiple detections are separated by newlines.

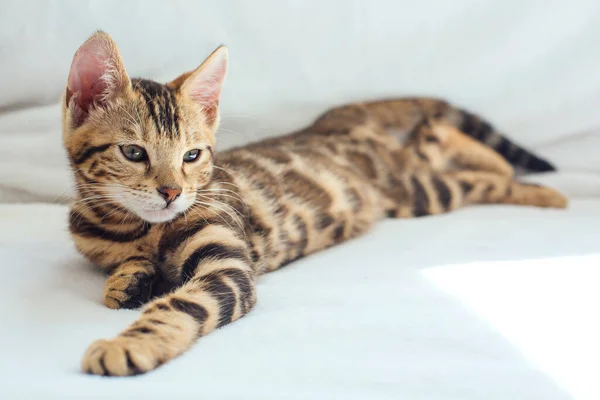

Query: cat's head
left=62, top=31, right=227, bottom=223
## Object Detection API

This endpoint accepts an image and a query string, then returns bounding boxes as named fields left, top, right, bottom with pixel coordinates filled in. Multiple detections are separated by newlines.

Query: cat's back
left=209, top=124, right=396, bottom=272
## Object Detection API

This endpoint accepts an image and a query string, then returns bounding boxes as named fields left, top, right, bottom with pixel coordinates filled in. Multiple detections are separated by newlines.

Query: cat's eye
left=120, top=145, right=147, bottom=162
left=183, top=149, right=201, bottom=163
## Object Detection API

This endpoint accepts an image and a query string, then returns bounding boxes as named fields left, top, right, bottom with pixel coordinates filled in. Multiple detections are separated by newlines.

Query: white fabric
left=1, top=194, right=599, bottom=399
left=1, top=0, right=600, bottom=202
left=1, top=1, right=600, bottom=399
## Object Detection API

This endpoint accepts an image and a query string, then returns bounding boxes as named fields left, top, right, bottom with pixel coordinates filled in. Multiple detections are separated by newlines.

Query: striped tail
left=453, top=108, right=556, bottom=172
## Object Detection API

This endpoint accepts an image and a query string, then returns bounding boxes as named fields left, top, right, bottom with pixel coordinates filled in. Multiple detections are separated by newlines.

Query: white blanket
left=1, top=192, right=599, bottom=399
left=1, top=1, right=600, bottom=399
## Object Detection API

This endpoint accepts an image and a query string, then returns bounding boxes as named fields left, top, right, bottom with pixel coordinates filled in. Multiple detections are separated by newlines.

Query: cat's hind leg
left=451, top=171, right=567, bottom=209
left=387, top=171, right=567, bottom=218
left=396, top=120, right=514, bottom=177
left=432, top=122, right=515, bottom=176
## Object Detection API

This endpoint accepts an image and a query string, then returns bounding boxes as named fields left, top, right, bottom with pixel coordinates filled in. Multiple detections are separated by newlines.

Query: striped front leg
left=81, top=225, right=257, bottom=376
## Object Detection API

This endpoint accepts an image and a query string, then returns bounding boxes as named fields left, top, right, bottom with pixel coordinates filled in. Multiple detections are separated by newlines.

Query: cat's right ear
left=66, top=31, right=131, bottom=127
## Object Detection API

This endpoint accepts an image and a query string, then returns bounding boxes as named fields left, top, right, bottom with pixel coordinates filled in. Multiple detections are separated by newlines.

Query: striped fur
left=62, top=32, right=567, bottom=376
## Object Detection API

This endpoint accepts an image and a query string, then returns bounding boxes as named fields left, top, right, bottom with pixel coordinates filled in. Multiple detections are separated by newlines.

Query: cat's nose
left=157, top=186, right=182, bottom=205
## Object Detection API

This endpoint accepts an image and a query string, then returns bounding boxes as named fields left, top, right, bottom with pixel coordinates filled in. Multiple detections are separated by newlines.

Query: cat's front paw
left=82, top=338, right=158, bottom=376
left=104, top=272, right=153, bottom=309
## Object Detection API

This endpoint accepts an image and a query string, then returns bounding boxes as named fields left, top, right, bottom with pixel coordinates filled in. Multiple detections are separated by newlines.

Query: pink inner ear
left=68, top=48, right=109, bottom=115
left=188, top=63, right=226, bottom=108
left=187, top=51, right=227, bottom=110
left=185, top=54, right=227, bottom=126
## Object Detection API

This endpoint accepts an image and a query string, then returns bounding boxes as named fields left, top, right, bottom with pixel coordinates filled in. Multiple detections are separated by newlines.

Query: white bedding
left=1, top=1, right=600, bottom=399
left=1, top=191, right=599, bottom=400
left=2, top=0, right=600, bottom=202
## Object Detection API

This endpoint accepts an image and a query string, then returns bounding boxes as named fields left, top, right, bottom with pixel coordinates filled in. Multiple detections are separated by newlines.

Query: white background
left=1, top=2, right=600, bottom=399
left=1, top=0, right=600, bottom=201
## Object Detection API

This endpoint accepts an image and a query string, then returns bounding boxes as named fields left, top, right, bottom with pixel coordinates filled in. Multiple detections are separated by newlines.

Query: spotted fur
left=62, top=31, right=567, bottom=376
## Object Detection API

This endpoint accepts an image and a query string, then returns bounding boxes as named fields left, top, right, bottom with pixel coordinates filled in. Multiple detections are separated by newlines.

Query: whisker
left=195, top=194, right=245, bottom=218
left=190, top=199, right=243, bottom=233
left=219, top=114, right=259, bottom=121
left=196, top=189, right=247, bottom=208
left=218, top=128, right=243, bottom=136
left=194, top=195, right=246, bottom=234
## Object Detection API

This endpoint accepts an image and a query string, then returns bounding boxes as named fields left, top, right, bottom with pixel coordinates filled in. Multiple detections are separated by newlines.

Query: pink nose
left=157, top=186, right=182, bottom=205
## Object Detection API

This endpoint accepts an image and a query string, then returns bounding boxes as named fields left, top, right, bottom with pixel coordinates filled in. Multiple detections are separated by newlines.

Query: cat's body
left=63, top=32, right=567, bottom=376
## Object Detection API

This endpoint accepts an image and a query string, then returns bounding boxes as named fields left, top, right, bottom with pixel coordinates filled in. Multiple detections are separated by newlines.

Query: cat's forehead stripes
left=132, top=78, right=180, bottom=138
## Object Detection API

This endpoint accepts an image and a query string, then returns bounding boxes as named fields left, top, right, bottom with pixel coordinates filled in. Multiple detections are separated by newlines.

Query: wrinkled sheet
left=0, top=193, right=599, bottom=399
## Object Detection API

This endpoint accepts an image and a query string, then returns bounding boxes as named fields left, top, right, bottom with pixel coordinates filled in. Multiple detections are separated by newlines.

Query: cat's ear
left=66, top=31, right=131, bottom=127
left=175, top=45, right=228, bottom=125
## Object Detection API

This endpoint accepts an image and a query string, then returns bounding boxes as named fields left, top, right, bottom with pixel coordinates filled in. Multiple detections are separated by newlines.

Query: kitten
left=62, top=31, right=567, bottom=376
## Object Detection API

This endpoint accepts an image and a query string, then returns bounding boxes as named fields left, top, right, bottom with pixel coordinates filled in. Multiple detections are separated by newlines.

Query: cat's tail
left=315, top=98, right=556, bottom=173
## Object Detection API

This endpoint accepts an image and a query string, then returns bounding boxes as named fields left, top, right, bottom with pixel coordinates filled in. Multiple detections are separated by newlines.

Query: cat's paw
left=81, top=338, right=158, bottom=376
left=104, top=272, right=153, bottom=309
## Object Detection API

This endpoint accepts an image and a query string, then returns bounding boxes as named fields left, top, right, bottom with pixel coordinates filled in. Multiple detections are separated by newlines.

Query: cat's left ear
left=171, top=45, right=228, bottom=125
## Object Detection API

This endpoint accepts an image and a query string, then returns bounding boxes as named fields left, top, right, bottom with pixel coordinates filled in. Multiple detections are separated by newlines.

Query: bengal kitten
left=62, top=31, right=567, bottom=376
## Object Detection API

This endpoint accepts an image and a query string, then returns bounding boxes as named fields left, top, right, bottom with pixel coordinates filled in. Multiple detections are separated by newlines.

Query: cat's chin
left=137, top=208, right=181, bottom=223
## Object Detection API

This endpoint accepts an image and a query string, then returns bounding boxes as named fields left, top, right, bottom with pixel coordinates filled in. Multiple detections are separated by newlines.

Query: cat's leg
left=453, top=171, right=567, bottom=209
left=103, top=256, right=157, bottom=309
left=314, top=98, right=556, bottom=172
left=397, top=120, right=514, bottom=177
left=431, top=122, right=515, bottom=176
left=81, top=225, right=256, bottom=376
left=388, top=171, right=567, bottom=218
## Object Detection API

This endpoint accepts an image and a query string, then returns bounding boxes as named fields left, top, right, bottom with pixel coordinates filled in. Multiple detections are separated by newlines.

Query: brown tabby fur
left=62, top=32, right=567, bottom=376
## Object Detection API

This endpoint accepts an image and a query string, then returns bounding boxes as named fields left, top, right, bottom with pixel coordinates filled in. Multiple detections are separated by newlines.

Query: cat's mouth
left=120, top=193, right=193, bottom=224
left=138, top=207, right=180, bottom=223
